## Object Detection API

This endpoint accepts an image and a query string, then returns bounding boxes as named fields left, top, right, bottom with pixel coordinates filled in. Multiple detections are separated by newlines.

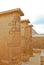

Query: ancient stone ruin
left=0, top=8, right=33, bottom=65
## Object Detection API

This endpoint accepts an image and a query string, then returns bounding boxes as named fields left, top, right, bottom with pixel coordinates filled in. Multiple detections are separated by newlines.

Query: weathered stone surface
left=8, top=12, right=21, bottom=65
left=32, top=37, right=44, bottom=49
left=0, top=8, right=33, bottom=65
left=27, top=25, right=33, bottom=56
left=41, top=56, right=44, bottom=65
left=21, top=20, right=33, bottom=62
left=33, top=49, right=41, bottom=53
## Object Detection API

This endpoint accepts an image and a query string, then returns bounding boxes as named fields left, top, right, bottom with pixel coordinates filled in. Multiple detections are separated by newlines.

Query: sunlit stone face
left=8, top=13, right=21, bottom=65
left=21, top=20, right=33, bottom=62
left=0, top=8, right=33, bottom=65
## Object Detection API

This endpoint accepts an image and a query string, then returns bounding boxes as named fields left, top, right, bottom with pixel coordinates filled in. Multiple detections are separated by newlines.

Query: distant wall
left=32, top=36, right=44, bottom=49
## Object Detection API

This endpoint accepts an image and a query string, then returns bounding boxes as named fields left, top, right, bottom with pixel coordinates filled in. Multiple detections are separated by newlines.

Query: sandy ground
left=22, top=53, right=41, bottom=65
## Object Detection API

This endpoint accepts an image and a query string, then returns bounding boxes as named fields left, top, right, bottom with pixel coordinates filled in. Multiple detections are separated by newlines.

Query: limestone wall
left=32, top=36, right=44, bottom=49
left=0, top=11, right=22, bottom=65
left=0, top=13, right=14, bottom=61
left=0, top=8, right=33, bottom=65
left=21, top=20, right=33, bottom=62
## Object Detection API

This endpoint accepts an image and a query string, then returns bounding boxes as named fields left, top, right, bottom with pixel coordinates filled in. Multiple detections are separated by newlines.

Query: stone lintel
left=0, top=8, right=24, bottom=16
left=21, top=19, right=30, bottom=24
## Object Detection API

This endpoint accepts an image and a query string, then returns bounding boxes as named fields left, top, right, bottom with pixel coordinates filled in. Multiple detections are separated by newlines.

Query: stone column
left=21, top=20, right=31, bottom=62
left=27, top=25, right=33, bottom=56
left=8, top=13, right=21, bottom=65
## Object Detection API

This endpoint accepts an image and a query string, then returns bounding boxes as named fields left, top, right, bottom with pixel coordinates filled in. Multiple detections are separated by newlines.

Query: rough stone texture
left=28, top=25, right=33, bottom=56
left=0, top=8, right=33, bottom=65
left=8, top=13, right=21, bottom=65
left=40, top=49, right=44, bottom=65
left=0, top=8, right=24, bottom=65
left=41, top=56, right=44, bottom=65
left=32, top=37, right=44, bottom=49
left=21, top=20, right=33, bottom=62
left=33, top=49, right=41, bottom=53
left=0, top=13, right=14, bottom=61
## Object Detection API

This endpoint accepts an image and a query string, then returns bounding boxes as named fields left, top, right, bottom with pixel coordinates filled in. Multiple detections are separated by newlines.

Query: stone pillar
left=21, top=20, right=32, bottom=62
left=21, top=20, right=29, bottom=48
left=8, top=13, right=21, bottom=65
left=27, top=25, right=33, bottom=56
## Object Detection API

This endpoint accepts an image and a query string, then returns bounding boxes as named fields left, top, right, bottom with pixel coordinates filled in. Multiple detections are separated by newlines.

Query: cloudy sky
left=0, top=0, right=44, bottom=34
